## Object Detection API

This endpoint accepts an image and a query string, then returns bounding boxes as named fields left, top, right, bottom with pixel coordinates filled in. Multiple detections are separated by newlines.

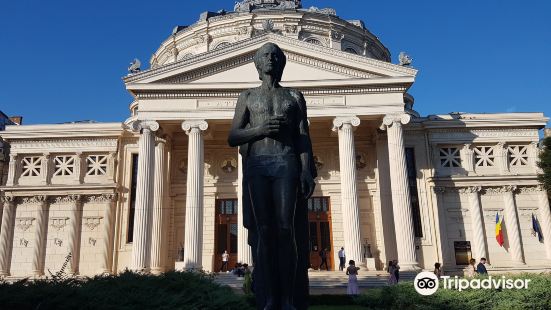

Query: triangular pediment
left=124, top=33, right=417, bottom=89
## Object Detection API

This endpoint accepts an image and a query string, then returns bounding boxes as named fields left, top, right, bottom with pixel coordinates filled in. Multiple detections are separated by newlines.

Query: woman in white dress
left=346, top=260, right=360, bottom=295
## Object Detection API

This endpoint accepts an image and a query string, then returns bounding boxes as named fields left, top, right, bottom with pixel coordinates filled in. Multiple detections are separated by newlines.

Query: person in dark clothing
left=476, top=257, right=488, bottom=275
left=319, top=248, right=329, bottom=271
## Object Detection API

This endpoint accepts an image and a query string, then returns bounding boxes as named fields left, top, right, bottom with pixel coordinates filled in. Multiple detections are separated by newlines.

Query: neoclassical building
left=1, top=0, right=550, bottom=278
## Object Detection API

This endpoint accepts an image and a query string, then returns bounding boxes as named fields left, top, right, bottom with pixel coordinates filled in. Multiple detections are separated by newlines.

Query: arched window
left=214, top=42, right=231, bottom=50
left=344, top=47, right=358, bottom=54
left=305, top=38, right=322, bottom=45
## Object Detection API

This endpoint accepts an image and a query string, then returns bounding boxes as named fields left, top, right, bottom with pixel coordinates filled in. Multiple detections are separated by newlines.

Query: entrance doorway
left=214, top=199, right=238, bottom=272
left=308, top=197, right=333, bottom=270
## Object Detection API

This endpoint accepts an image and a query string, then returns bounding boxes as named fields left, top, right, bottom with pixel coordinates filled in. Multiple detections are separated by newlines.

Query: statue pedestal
left=365, top=258, right=376, bottom=271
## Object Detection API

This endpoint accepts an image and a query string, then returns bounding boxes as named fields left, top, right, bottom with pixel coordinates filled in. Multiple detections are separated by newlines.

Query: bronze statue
left=228, top=42, right=316, bottom=310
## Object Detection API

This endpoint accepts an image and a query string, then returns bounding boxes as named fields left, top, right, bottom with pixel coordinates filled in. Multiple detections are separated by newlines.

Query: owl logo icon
left=414, top=272, right=439, bottom=296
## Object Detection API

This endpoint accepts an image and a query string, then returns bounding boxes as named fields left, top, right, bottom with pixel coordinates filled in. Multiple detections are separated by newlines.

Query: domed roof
left=150, top=1, right=390, bottom=68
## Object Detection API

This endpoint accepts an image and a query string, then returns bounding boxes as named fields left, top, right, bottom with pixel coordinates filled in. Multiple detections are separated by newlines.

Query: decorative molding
left=54, top=238, right=63, bottom=247
left=519, top=207, right=539, bottom=217
left=220, top=157, right=237, bottom=174
left=429, top=129, right=540, bottom=142
left=87, top=194, right=118, bottom=204
left=50, top=217, right=70, bottom=231
left=16, top=217, right=35, bottom=232
left=458, top=186, right=482, bottom=195
left=54, top=195, right=82, bottom=204
left=135, top=84, right=408, bottom=100
left=83, top=216, right=103, bottom=231
left=21, top=196, right=47, bottom=204
left=10, top=139, right=118, bottom=151
left=518, top=186, right=544, bottom=194
left=0, top=195, right=15, bottom=205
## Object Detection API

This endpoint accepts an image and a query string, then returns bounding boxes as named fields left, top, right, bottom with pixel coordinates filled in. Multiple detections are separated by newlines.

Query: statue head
left=254, top=43, right=286, bottom=83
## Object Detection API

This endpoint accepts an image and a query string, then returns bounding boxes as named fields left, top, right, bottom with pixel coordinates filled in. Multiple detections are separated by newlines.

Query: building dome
left=150, top=0, right=390, bottom=68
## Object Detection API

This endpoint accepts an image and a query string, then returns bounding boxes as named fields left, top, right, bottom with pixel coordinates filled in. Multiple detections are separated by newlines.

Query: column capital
left=332, top=116, right=360, bottom=131
left=459, top=186, right=482, bottom=195
left=0, top=195, right=15, bottom=205
left=500, top=185, right=518, bottom=193
left=433, top=186, right=446, bottom=194
left=130, top=120, right=160, bottom=133
left=382, top=113, right=411, bottom=128
left=22, top=195, right=48, bottom=205
left=54, top=195, right=82, bottom=204
left=182, top=120, right=209, bottom=134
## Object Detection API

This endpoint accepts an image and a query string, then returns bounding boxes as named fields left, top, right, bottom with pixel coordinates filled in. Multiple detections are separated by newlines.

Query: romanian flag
left=495, top=213, right=504, bottom=247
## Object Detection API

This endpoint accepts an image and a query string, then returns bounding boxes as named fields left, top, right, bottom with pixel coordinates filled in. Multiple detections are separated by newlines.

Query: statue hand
left=257, top=116, right=286, bottom=138
left=300, top=170, right=315, bottom=199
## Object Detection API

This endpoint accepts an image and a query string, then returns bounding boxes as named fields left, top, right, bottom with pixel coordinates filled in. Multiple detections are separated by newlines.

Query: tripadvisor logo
left=414, top=272, right=439, bottom=296
left=414, top=272, right=531, bottom=296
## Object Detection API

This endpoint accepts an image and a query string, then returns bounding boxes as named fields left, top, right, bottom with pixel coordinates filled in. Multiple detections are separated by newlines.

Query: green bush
left=354, top=273, right=551, bottom=310
left=0, top=270, right=253, bottom=310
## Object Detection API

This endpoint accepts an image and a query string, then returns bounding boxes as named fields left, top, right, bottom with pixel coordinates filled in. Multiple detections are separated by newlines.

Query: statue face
left=254, top=43, right=286, bottom=82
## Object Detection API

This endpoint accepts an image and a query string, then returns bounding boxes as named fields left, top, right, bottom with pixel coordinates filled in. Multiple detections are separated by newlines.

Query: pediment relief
left=124, top=33, right=416, bottom=86
left=155, top=50, right=381, bottom=84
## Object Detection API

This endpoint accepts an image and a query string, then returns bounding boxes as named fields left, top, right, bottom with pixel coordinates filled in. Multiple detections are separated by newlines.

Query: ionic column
left=99, top=194, right=117, bottom=274
left=182, top=120, right=208, bottom=270
left=382, top=113, right=419, bottom=271
left=66, top=195, right=83, bottom=274
left=237, top=151, right=253, bottom=265
left=501, top=186, right=525, bottom=264
left=461, top=187, right=488, bottom=261
left=332, top=116, right=363, bottom=265
left=536, top=186, right=551, bottom=259
left=6, top=154, right=18, bottom=186
left=0, top=195, right=16, bottom=276
left=130, top=120, right=159, bottom=272
left=432, top=187, right=449, bottom=266
left=150, top=137, right=167, bottom=275
left=31, top=196, right=49, bottom=277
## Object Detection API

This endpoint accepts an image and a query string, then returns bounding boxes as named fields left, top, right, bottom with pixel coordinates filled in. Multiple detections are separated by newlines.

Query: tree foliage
left=538, top=137, right=551, bottom=193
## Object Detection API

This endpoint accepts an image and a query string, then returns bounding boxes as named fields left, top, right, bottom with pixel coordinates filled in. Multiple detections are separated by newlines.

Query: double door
left=308, top=197, right=333, bottom=270
left=215, top=199, right=238, bottom=272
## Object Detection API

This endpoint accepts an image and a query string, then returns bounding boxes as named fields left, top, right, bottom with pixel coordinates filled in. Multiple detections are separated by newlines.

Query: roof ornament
left=128, top=58, right=141, bottom=74
left=307, top=6, right=337, bottom=15
left=399, top=52, right=413, bottom=66
left=234, top=0, right=301, bottom=13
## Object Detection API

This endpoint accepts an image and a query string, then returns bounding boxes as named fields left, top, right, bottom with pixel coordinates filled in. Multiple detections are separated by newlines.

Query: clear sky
left=1, top=0, right=550, bottom=125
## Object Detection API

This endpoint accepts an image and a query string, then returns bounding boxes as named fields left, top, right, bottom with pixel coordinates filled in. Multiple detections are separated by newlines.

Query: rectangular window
left=86, top=155, right=108, bottom=176
left=127, top=154, right=139, bottom=243
left=405, top=148, right=423, bottom=238
left=21, top=156, right=42, bottom=177
left=508, top=145, right=529, bottom=167
left=454, top=241, right=472, bottom=265
left=439, top=147, right=461, bottom=168
left=474, top=146, right=495, bottom=167
left=307, top=197, right=329, bottom=212
left=53, top=155, right=75, bottom=176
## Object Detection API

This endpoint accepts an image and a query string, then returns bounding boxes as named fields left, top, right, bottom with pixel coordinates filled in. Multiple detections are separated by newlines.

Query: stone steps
left=214, top=270, right=416, bottom=289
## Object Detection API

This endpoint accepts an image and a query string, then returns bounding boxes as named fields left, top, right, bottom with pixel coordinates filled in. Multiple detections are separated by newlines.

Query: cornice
left=0, top=123, right=123, bottom=140
left=7, top=139, right=119, bottom=153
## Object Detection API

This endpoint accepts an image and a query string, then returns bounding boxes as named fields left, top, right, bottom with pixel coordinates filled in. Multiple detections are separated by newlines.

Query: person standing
left=393, top=260, right=400, bottom=283
left=346, top=260, right=360, bottom=295
left=338, top=247, right=346, bottom=271
left=319, top=248, right=329, bottom=271
left=387, top=261, right=397, bottom=285
left=434, top=262, right=443, bottom=278
left=464, top=258, right=477, bottom=277
left=476, top=258, right=488, bottom=275
left=220, top=250, right=229, bottom=272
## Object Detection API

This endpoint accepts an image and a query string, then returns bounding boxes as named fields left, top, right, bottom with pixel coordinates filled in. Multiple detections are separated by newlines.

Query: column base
left=0, top=271, right=10, bottom=277
left=397, top=262, right=422, bottom=272
left=150, top=267, right=164, bottom=275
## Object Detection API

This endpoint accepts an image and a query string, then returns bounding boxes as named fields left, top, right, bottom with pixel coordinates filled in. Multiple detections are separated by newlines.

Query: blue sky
left=0, top=0, right=550, bottom=125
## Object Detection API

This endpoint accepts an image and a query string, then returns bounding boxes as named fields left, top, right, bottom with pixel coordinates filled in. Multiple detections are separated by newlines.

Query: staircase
left=214, top=270, right=417, bottom=294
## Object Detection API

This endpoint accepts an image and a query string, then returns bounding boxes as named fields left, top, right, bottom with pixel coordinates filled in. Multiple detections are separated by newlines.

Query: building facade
left=1, top=1, right=550, bottom=278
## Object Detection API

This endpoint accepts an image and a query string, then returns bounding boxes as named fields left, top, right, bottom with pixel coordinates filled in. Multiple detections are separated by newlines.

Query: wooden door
left=215, top=199, right=238, bottom=272
left=307, top=197, right=333, bottom=270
